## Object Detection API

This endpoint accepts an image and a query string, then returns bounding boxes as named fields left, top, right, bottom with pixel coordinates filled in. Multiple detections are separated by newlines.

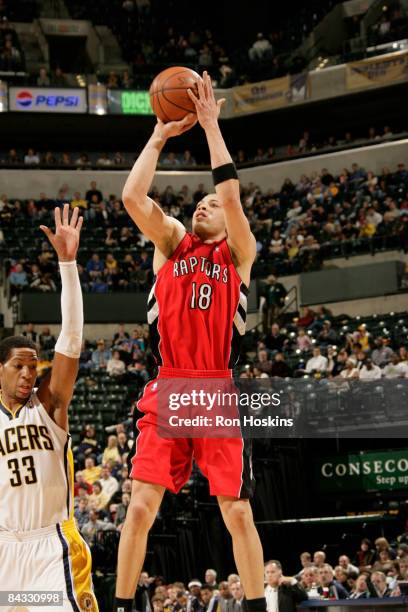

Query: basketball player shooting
left=0, top=205, right=98, bottom=612
left=115, top=72, right=266, bottom=612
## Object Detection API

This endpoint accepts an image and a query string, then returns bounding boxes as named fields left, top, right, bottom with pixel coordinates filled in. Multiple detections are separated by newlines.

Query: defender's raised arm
left=37, top=204, right=83, bottom=431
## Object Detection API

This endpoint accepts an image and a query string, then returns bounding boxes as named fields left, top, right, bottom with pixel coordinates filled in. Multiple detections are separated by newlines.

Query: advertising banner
left=9, top=87, right=87, bottom=113
left=346, top=50, right=408, bottom=90
left=0, top=81, right=7, bottom=112
left=88, top=84, right=107, bottom=115
left=232, top=73, right=307, bottom=116
left=107, top=89, right=153, bottom=115
left=315, top=450, right=408, bottom=493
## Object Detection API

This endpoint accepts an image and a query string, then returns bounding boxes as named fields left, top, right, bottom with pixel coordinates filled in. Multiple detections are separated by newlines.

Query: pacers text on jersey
left=0, top=424, right=54, bottom=456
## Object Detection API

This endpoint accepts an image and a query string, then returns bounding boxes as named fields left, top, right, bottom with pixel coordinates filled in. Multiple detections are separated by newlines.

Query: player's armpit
left=37, top=352, right=79, bottom=431
left=123, top=194, right=186, bottom=256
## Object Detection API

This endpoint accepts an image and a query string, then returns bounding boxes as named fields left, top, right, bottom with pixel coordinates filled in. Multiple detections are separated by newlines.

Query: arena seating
left=2, top=161, right=407, bottom=295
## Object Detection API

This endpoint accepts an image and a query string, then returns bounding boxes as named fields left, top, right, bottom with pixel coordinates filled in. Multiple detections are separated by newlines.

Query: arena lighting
left=95, top=107, right=106, bottom=115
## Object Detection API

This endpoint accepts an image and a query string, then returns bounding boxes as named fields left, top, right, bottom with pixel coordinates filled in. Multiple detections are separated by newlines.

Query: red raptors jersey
left=147, top=232, right=248, bottom=370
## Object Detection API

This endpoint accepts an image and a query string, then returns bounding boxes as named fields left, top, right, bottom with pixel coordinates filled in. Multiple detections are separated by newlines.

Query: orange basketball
left=149, top=66, right=200, bottom=123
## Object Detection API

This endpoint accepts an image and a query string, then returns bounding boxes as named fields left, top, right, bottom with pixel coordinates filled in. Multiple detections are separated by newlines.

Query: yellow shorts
left=0, top=518, right=98, bottom=611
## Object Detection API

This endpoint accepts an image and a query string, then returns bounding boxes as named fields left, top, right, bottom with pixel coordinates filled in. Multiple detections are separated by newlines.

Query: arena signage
left=315, top=450, right=408, bottom=493
left=9, top=87, right=87, bottom=113
left=107, top=89, right=154, bottom=115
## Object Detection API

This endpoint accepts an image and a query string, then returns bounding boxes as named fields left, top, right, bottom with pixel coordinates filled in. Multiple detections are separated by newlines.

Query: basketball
left=149, top=66, right=200, bottom=123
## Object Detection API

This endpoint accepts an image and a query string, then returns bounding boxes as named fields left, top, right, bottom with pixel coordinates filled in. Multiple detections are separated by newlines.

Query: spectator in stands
left=38, top=326, right=55, bottom=354
left=91, top=339, right=111, bottom=370
left=371, top=337, right=393, bottom=368
left=115, top=492, right=131, bottom=529
left=117, top=432, right=131, bottom=456
left=248, top=33, right=273, bottom=61
left=295, top=552, right=313, bottom=579
left=254, top=349, right=273, bottom=375
left=71, top=191, right=88, bottom=211
left=162, top=152, right=181, bottom=167
left=355, top=538, right=375, bottom=570
left=82, top=456, right=102, bottom=485
left=22, top=322, right=37, bottom=343
left=102, top=435, right=122, bottom=465
left=382, top=353, right=408, bottom=378
left=226, top=581, right=244, bottom=612
left=74, top=470, right=93, bottom=497
left=113, top=323, right=130, bottom=345
left=9, top=263, right=28, bottom=293
left=313, top=551, right=326, bottom=569
left=339, top=359, right=359, bottom=379
left=316, top=321, right=338, bottom=347
left=51, top=66, right=66, bottom=86
left=317, top=564, right=348, bottom=599
left=24, top=148, right=40, bottom=166
left=85, top=181, right=103, bottom=203
left=81, top=509, right=116, bottom=545
left=88, top=480, right=110, bottom=511
left=77, top=425, right=101, bottom=465
left=99, top=464, right=119, bottom=499
left=74, top=497, right=90, bottom=530
left=370, top=571, right=391, bottom=597
left=300, top=567, right=319, bottom=597
left=306, top=347, right=328, bottom=375
left=37, top=67, right=50, bottom=86
left=333, top=567, right=350, bottom=593
left=262, top=275, right=287, bottom=329
left=339, top=555, right=359, bottom=574
left=348, top=574, right=371, bottom=599
left=264, top=560, right=307, bottom=611
left=270, top=353, right=292, bottom=378
left=359, top=358, right=382, bottom=380
left=264, top=323, right=286, bottom=353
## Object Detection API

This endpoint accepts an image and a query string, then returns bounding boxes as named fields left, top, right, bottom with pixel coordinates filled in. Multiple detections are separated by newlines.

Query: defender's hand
left=40, top=204, right=83, bottom=262
left=187, top=71, right=225, bottom=130
left=153, top=113, right=197, bottom=142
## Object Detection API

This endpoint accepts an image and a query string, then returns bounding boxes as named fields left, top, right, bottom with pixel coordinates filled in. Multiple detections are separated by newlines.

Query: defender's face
left=192, top=195, right=226, bottom=236
left=0, top=348, right=38, bottom=402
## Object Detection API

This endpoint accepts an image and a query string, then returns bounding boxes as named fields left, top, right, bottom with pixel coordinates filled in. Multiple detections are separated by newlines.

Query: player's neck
left=194, top=229, right=226, bottom=244
left=0, top=391, right=24, bottom=412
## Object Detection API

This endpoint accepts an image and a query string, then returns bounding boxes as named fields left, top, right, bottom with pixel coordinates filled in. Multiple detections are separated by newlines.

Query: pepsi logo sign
left=16, top=90, right=33, bottom=108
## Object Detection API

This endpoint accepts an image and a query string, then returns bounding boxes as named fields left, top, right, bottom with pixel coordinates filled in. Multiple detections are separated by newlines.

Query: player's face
left=0, top=348, right=38, bottom=401
left=192, top=195, right=226, bottom=237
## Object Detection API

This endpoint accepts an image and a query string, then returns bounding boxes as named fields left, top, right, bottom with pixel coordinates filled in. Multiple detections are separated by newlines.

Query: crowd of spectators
left=3, top=160, right=408, bottom=295
left=244, top=306, right=408, bottom=381
left=0, top=125, right=402, bottom=170
left=368, top=3, right=408, bottom=47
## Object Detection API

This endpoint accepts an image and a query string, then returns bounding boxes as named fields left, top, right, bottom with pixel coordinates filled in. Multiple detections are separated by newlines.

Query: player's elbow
left=122, top=190, right=145, bottom=211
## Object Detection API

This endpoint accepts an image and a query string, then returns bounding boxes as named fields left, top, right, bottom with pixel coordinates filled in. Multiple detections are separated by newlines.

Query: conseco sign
left=9, top=87, right=87, bottom=113
left=315, top=449, right=408, bottom=493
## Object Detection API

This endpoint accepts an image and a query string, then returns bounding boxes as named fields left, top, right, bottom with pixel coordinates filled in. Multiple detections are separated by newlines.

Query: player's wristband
left=212, top=163, right=238, bottom=186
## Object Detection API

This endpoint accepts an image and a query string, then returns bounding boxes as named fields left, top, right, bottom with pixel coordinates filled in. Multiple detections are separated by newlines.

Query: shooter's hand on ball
left=40, top=203, right=83, bottom=262
left=188, top=71, right=225, bottom=130
left=153, top=113, right=197, bottom=142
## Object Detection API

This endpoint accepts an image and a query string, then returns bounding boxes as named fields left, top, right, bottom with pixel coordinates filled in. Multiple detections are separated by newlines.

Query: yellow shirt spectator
left=71, top=192, right=88, bottom=210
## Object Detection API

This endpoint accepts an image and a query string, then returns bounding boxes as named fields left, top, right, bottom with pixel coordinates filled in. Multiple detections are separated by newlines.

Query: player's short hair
left=0, top=336, right=38, bottom=363
left=201, top=585, right=213, bottom=592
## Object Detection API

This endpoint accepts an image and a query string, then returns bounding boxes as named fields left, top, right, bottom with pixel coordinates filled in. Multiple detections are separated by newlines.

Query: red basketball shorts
left=129, top=367, right=255, bottom=498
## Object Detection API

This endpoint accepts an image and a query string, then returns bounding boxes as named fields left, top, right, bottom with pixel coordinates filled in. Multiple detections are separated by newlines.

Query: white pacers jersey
left=0, top=390, right=73, bottom=531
